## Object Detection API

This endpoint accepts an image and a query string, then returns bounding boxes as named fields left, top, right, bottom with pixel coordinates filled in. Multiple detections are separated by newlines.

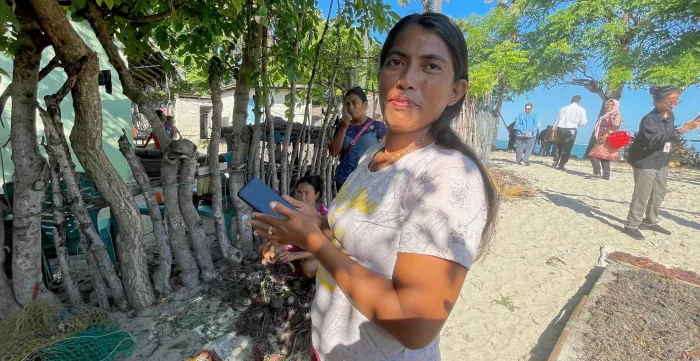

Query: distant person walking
left=622, top=86, right=700, bottom=240
left=552, top=95, right=587, bottom=170
left=514, top=103, right=538, bottom=166
left=589, top=99, right=623, bottom=180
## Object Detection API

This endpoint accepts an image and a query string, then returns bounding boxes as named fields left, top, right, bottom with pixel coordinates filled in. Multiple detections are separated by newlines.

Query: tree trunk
left=312, top=98, right=337, bottom=175
left=40, top=73, right=129, bottom=309
left=210, top=58, right=245, bottom=265
left=178, top=141, right=215, bottom=280
left=250, top=91, right=264, bottom=180
left=10, top=3, right=56, bottom=305
left=118, top=133, right=172, bottom=296
left=48, top=155, right=83, bottom=306
left=281, top=10, right=306, bottom=196
left=30, top=0, right=154, bottom=310
left=262, top=28, right=279, bottom=192
left=85, top=6, right=170, bottom=150
left=0, top=202, right=21, bottom=318
left=161, top=142, right=200, bottom=288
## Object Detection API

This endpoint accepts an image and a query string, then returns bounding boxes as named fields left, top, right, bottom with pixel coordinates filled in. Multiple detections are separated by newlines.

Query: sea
left=495, top=139, right=588, bottom=159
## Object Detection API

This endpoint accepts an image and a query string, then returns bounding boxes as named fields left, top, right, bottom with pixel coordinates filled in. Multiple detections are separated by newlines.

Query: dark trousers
left=590, top=158, right=610, bottom=177
left=538, top=141, right=554, bottom=156
left=553, top=128, right=577, bottom=168
left=335, top=182, right=344, bottom=193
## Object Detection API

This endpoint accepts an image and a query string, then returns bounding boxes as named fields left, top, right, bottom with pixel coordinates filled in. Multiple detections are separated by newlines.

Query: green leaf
left=231, top=0, right=244, bottom=13
left=95, top=0, right=102, bottom=6
left=103, top=0, right=114, bottom=9
left=184, top=56, right=192, bottom=67
left=70, top=0, right=87, bottom=10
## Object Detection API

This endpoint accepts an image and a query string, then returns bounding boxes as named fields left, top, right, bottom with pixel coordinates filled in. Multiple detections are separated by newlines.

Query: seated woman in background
left=259, top=176, right=326, bottom=278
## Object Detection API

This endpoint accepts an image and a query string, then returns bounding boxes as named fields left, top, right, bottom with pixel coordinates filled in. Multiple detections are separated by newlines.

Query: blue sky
left=316, top=0, right=700, bottom=145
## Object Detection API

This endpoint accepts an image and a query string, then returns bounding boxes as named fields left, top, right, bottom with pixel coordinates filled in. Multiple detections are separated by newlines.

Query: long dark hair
left=380, top=12, right=499, bottom=262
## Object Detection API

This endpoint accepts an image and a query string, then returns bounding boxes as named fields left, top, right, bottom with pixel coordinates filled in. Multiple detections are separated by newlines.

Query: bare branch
left=84, top=4, right=171, bottom=150
left=0, top=84, right=12, bottom=127
left=111, top=0, right=178, bottom=23
left=47, top=56, right=87, bottom=104
left=38, top=56, right=62, bottom=81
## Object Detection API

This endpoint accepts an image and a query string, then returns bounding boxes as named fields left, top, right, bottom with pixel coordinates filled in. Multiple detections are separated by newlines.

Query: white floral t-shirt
left=311, top=143, right=488, bottom=361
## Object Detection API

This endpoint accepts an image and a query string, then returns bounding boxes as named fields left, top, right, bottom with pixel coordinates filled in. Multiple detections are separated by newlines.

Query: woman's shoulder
left=414, top=145, right=482, bottom=182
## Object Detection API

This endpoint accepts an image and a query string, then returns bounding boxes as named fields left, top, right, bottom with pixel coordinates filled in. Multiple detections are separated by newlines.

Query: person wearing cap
left=514, top=103, right=538, bottom=166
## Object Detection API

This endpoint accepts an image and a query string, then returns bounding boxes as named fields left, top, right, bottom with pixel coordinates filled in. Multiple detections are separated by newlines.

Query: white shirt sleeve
left=399, top=161, right=488, bottom=269
left=553, top=108, right=563, bottom=129
left=578, top=107, right=588, bottom=127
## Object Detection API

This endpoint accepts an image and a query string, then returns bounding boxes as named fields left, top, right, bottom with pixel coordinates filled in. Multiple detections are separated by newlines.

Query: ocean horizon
left=495, top=139, right=589, bottom=159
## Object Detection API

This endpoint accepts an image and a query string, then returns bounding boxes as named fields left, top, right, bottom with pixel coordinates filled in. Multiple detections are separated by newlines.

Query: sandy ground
left=440, top=151, right=700, bottom=361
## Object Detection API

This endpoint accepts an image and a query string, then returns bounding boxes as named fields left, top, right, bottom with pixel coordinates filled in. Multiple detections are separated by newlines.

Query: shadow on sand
left=528, top=266, right=604, bottom=361
left=540, top=191, right=626, bottom=232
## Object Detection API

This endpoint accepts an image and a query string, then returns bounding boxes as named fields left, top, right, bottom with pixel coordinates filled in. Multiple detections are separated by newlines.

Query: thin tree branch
left=84, top=4, right=171, bottom=150
left=0, top=84, right=11, bottom=127
left=48, top=56, right=87, bottom=104
left=39, top=56, right=62, bottom=81
left=111, top=0, right=178, bottom=23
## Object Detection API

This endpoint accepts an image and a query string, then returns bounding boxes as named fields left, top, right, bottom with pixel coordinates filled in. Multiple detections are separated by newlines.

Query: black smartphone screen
left=237, top=177, right=296, bottom=218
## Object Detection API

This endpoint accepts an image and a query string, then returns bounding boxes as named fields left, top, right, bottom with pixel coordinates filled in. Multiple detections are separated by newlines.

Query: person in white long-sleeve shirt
left=552, top=95, right=588, bottom=169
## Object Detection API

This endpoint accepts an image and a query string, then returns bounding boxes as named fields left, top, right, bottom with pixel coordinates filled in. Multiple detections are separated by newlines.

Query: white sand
left=440, top=152, right=700, bottom=361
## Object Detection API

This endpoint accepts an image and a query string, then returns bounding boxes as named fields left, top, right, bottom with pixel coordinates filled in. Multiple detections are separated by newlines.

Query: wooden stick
left=547, top=295, right=588, bottom=361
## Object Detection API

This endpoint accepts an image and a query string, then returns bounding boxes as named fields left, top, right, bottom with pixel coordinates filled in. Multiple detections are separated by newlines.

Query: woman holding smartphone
left=623, top=86, right=700, bottom=240
left=251, top=13, right=498, bottom=361
left=328, top=86, right=386, bottom=191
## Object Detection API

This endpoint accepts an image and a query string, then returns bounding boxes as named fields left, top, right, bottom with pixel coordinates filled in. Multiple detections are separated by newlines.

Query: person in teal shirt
left=514, top=103, right=538, bottom=166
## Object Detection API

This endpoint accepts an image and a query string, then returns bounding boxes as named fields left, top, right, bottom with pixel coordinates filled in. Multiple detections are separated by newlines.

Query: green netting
left=0, top=301, right=116, bottom=361
left=37, top=325, right=134, bottom=361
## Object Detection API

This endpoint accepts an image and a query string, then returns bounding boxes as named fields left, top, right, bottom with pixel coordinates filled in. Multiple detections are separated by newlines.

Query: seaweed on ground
left=607, top=252, right=700, bottom=287
left=213, top=262, right=315, bottom=361
left=488, top=168, right=537, bottom=200
left=579, top=268, right=700, bottom=361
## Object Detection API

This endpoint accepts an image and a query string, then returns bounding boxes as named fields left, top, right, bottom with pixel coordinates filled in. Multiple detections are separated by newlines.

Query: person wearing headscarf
left=589, top=99, right=623, bottom=179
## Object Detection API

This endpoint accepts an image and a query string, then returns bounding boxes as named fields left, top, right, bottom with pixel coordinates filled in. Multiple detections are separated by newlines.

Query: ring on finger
left=268, top=226, right=274, bottom=235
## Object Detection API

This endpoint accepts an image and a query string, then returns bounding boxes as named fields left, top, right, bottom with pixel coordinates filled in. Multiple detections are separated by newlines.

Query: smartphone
left=237, top=177, right=296, bottom=218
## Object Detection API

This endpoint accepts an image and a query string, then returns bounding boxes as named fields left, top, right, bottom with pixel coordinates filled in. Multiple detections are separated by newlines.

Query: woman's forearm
left=329, top=126, right=348, bottom=156
left=305, top=231, right=436, bottom=349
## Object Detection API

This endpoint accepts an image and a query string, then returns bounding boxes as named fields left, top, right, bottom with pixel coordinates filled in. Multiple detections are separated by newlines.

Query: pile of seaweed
left=580, top=268, right=700, bottom=361
left=215, top=262, right=315, bottom=361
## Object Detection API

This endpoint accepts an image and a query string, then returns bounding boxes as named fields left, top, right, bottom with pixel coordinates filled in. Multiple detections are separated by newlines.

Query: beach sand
left=440, top=151, right=700, bottom=361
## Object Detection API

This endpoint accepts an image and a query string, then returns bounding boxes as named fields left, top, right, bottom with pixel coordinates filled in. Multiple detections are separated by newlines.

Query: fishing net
left=0, top=301, right=132, bottom=361
left=37, top=325, right=134, bottom=361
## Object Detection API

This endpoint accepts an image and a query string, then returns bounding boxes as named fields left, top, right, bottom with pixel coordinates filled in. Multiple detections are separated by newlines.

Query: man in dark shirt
left=623, top=86, right=700, bottom=240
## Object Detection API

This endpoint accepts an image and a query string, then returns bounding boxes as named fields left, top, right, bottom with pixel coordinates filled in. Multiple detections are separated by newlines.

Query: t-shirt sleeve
left=376, top=122, right=387, bottom=140
left=398, top=161, right=488, bottom=269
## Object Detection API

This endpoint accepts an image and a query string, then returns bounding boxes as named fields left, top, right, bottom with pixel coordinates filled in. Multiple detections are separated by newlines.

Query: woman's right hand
left=679, top=118, right=700, bottom=134
left=340, top=112, right=352, bottom=128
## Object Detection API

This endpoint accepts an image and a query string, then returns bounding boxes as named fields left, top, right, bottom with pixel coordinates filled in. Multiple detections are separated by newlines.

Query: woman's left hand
left=249, top=196, right=323, bottom=249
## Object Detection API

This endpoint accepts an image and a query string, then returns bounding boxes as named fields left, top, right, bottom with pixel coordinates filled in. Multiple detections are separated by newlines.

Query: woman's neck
left=351, top=116, right=366, bottom=126
left=383, top=128, right=431, bottom=153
